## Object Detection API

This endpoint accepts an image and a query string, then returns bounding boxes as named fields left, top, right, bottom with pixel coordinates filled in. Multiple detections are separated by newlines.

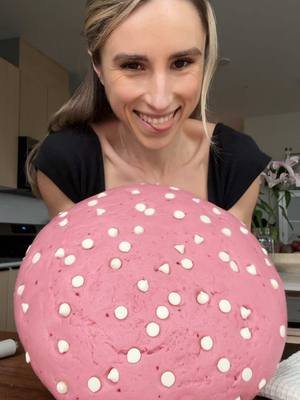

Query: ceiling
left=0, top=0, right=299, bottom=118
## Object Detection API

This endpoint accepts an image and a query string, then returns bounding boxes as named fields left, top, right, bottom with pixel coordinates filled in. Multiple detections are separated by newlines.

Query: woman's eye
left=173, top=59, right=193, bottom=69
left=121, top=62, right=144, bottom=71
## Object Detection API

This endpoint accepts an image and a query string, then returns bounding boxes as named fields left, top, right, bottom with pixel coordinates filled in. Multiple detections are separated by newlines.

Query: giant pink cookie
left=15, top=184, right=287, bottom=400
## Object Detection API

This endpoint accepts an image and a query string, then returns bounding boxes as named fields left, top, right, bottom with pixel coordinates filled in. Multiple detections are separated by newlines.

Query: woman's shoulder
left=42, top=124, right=100, bottom=153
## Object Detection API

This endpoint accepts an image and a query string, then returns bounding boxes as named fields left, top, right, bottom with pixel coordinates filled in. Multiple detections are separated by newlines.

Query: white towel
left=259, top=351, right=300, bottom=400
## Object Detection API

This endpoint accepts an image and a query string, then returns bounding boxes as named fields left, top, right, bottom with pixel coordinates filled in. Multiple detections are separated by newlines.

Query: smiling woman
left=25, top=0, right=270, bottom=229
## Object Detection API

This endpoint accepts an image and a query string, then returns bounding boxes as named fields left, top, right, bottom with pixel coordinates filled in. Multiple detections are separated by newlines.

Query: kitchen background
left=0, top=0, right=299, bottom=332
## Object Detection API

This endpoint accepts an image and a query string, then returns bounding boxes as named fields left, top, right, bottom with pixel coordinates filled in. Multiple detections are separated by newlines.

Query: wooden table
left=0, top=331, right=299, bottom=400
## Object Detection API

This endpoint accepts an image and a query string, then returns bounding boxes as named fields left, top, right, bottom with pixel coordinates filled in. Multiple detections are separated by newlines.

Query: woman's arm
left=37, top=170, right=75, bottom=219
left=227, top=176, right=261, bottom=230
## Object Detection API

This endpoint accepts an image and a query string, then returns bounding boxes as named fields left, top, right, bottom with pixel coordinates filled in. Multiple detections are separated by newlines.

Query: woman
left=27, top=0, right=270, bottom=229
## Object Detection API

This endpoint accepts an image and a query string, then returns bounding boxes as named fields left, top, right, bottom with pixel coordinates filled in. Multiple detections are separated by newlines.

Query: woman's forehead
left=102, top=0, right=206, bottom=56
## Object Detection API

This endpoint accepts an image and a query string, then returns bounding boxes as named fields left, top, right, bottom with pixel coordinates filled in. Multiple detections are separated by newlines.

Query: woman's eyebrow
left=113, top=47, right=202, bottom=63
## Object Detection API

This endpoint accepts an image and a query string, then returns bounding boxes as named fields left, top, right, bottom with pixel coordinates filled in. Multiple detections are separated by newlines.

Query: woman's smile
left=133, top=107, right=181, bottom=133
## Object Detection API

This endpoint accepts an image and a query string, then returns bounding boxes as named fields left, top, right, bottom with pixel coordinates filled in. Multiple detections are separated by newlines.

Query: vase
left=253, top=227, right=276, bottom=254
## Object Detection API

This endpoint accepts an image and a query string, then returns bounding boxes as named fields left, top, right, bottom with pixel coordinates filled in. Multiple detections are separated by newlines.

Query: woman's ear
left=87, top=49, right=104, bottom=85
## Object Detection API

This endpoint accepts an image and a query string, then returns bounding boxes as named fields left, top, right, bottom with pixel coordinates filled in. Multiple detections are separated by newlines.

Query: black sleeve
left=33, top=126, right=105, bottom=203
left=209, top=124, right=271, bottom=210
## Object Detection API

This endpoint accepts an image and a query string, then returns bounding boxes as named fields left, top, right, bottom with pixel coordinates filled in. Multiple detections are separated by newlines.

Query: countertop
left=0, top=331, right=299, bottom=400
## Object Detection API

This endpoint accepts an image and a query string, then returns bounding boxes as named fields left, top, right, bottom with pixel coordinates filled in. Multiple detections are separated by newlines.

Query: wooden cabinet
left=0, top=57, right=19, bottom=188
left=0, top=268, right=18, bottom=332
left=18, top=39, right=70, bottom=141
left=0, top=38, right=70, bottom=187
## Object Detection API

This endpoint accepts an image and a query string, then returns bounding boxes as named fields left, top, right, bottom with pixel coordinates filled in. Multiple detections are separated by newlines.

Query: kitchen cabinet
left=0, top=267, right=19, bottom=332
left=0, top=38, right=70, bottom=187
left=18, top=38, right=70, bottom=141
left=0, top=57, right=20, bottom=188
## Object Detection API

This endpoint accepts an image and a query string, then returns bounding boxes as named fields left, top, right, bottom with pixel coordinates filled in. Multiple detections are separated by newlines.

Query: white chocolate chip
left=108, top=228, right=119, bottom=237
left=22, top=303, right=29, bottom=313
left=32, top=252, right=41, bottom=264
left=71, top=275, right=85, bottom=288
left=159, top=263, right=170, bottom=274
left=114, top=306, right=128, bottom=320
left=58, top=211, right=68, bottom=218
left=261, top=247, right=268, bottom=255
left=56, top=381, right=68, bottom=394
left=242, top=368, right=253, bottom=382
left=219, top=299, right=232, bottom=313
left=280, top=325, right=286, bottom=338
left=246, top=264, right=257, bottom=275
left=82, top=238, right=94, bottom=249
left=213, top=207, right=222, bottom=215
left=229, top=260, right=239, bottom=272
left=59, top=218, right=68, bottom=227
left=200, top=336, right=214, bottom=351
left=25, top=245, right=31, bottom=254
left=240, top=327, right=252, bottom=340
left=134, top=225, right=144, bottom=235
left=161, top=371, right=176, bottom=388
left=97, top=192, right=107, bottom=198
left=146, top=322, right=160, bottom=337
left=127, top=348, right=141, bottom=364
left=25, top=352, right=31, bottom=363
left=259, top=379, right=267, bottom=390
left=192, top=198, right=200, bottom=203
left=119, top=241, right=132, bottom=253
left=240, top=306, right=252, bottom=320
left=170, top=186, right=179, bottom=191
left=88, top=377, right=101, bottom=393
left=200, top=215, right=211, bottom=224
left=135, top=203, right=147, bottom=212
left=197, top=291, right=210, bottom=305
left=58, top=340, right=70, bottom=354
left=55, top=248, right=65, bottom=258
left=96, top=208, right=106, bottom=216
left=174, top=244, right=185, bottom=254
left=165, top=193, right=176, bottom=200
left=270, top=279, right=279, bottom=289
left=64, top=255, right=76, bottom=266
left=194, top=234, right=204, bottom=245
left=59, top=303, right=71, bottom=317
left=180, top=258, right=193, bottom=270
left=144, top=208, right=156, bottom=216
left=217, top=358, right=231, bottom=373
left=265, top=258, right=272, bottom=267
left=110, top=258, right=122, bottom=270
left=88, top=200, right=98, bottom=207
left=218, top=251, right=230, bottom=263
left=131, top=189, right=141, bottom=195
left=221, top=228, right=232, bottom=237
left=17, top=285, right=25, bottom=296
left=107, top=368, right=120, bottom=383
left=240, top=227, right=249, bottom=235
left=173, top=210, right=185, bottom=220
left=156, top=306, right=169, bottom=320
left=168, top=292, right=181, bottom=306
left=137, top=279, right=149, bottom=292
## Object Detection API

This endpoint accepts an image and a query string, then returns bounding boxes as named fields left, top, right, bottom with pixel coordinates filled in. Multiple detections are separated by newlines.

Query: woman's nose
left=144, top=73, right=173, bottom=112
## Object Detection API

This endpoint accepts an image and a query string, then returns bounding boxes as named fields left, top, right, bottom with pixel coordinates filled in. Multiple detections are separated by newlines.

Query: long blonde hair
left=26, top=0, right=218, bottom=198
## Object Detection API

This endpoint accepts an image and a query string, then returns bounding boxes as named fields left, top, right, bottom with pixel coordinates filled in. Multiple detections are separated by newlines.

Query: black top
left=33, top=123, right=271, bottom=210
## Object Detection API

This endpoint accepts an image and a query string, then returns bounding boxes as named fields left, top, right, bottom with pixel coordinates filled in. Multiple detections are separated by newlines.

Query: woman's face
left=95, top=0, right=206, bottom=150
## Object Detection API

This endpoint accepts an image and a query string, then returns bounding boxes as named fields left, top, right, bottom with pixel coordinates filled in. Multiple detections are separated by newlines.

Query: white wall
left=0, top=193, right=49, bottom=224
left=245, top=112, right=300, bottom=160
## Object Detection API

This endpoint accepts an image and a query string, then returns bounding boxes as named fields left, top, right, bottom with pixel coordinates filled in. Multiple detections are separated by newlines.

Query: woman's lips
left=134, top=108, right=180, bottom=133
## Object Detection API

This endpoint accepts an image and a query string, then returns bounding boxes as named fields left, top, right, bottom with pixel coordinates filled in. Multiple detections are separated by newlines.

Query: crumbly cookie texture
left=15, top=184, right=287, bottom=400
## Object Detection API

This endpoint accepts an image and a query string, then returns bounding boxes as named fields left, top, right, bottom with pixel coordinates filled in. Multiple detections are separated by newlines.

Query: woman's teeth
left=136, top=110, right=175, bottom=125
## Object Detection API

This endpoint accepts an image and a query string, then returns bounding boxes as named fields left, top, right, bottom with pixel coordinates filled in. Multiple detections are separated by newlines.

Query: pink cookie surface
left=15, top=184, right=287, bottom=400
